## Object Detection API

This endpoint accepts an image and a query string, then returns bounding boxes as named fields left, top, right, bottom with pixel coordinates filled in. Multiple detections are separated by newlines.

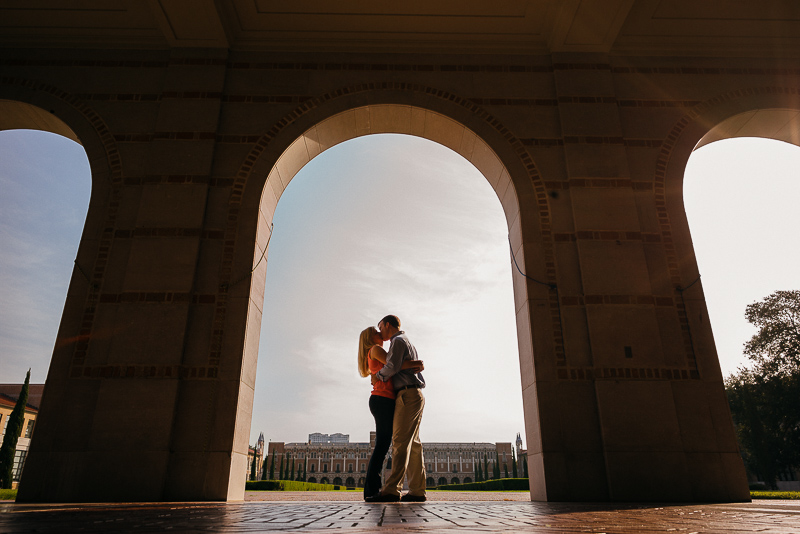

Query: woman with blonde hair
left=358, top=326, right=422, bottom=500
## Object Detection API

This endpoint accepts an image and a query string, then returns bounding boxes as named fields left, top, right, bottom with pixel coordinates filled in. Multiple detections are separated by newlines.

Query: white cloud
left=252, top=134, right=525, bottom=446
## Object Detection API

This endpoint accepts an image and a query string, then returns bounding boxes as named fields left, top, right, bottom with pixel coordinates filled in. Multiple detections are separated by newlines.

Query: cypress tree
left=269, top=452, right=275, bottom=480
left=483, top=454, right=489, bottom=481
left=512, top=451, right=518, bottom=478
left=0, top=370, right=30, bottom=489
left=477, top=462, right=483, bottom=482
left=289, top=457, right=295, bottom=481
left=261, top=456, right=268, bottom=480
left=504, top=464, right=509, bottom=478
left=279, top=456, right=284, bottom=480
left=493, top=459, right=500, bottom=479
left=523, top=457, right=529, bottom=478
left=250, top=454, right=257, bottom=480
left=474, top=462, right=479, bottom=483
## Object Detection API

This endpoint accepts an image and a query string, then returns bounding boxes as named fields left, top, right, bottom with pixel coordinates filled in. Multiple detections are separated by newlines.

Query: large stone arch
left=654, top=88, right=800, bottom=380
left=0, top=86, right=132, bottom=499
left=221, top=84, right=560, bottom=379
left=210, top=87, right=563, bottom=500
left=0, top=83, right=123, bottom=368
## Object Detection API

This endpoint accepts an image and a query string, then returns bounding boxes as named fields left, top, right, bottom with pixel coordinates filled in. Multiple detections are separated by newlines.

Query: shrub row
left=750, top=491, right=800, bottom=500
left=245, top=480, right=343, bottom=491
left=0, top=489, right=17, bottom=501
left=434, top=478, right=530, bottom=491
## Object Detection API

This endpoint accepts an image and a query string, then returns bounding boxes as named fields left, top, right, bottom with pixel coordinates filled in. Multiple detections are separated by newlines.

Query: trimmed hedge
left=434, top=478, right=530, bottom=491
left=245, top=480, right=343, bottom=491
left=0, top=489, right=16, bottom=500
left=751, top=491, right=800, bottom=499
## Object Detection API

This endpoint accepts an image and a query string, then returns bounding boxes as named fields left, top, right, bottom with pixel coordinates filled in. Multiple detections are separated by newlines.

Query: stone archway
left=224, top=96, right=553, bottom=502
left=0, top=95, right=129, bottom=502
left=653, top=90, right=800, bottom=381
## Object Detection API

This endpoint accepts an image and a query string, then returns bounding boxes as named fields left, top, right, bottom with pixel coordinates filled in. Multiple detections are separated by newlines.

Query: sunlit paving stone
left=1, top=500, right=799, bottom=533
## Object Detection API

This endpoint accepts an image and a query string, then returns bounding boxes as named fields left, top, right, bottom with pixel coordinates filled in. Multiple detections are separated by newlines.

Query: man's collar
left=391, top=330, right=404, bottom=339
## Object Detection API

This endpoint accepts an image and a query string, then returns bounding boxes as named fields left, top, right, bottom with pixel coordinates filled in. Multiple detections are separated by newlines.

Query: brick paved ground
left=1, top=497, right=798, bottom=533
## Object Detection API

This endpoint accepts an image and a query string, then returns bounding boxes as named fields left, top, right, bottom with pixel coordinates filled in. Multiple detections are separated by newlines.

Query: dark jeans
left=364, top=394, right=395, bottom=498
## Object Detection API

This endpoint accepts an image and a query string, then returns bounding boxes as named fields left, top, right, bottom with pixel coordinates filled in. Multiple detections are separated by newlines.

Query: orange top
left=368, top=348, right=395, bottom=399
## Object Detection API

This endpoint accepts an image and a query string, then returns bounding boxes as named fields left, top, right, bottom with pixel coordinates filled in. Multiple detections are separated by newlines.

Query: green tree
left=523, top=457, right=528, bottom=479
left=250, top=454, right=257, bottom=481
left=512, top=451, right=518, bottom=478
left=743, top=290, right=800, bottom=378
left=725, top=290, right=800, bottom=489
left=289, top=456, right=295, bottom=481
left=0, top=370, right=30, bottom=489
left=279, top=456, right=284, bottom=480
left=261, top=456, right=268, bottom=480
left=483, top=454, right=489, bottom=481
left=504, top=463, right=509, bottom=478
left=474, top=462, right=479, bottom=483
left=269, top=452, right=275, bottom=480
left=493, top=458, right=500, bottom=479
left=476, top=462, right=483, bottom=482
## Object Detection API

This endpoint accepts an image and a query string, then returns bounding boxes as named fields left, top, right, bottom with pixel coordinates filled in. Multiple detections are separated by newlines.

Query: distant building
left=516, top=433, right=527, bottom=460
left=246, top=432, right=265, bottom=480
left=308, top=432, right=349, bottom=444
left=0, top=384, right=45, bottom=489
left=266, top=432, right=515, bottom=488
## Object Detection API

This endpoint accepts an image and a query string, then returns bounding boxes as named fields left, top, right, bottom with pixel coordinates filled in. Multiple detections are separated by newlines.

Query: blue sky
left=0, top=129, right=798, bottom=448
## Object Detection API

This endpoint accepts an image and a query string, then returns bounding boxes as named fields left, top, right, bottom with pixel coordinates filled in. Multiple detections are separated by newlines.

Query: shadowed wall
left=4, top=0, right=800, bottom=502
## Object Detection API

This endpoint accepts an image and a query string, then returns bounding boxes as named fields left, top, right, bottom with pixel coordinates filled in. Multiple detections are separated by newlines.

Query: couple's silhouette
left=357, top=314, right=426, bottom=502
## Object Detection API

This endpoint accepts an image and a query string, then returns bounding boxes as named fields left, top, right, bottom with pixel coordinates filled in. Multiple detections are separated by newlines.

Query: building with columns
left=4, top=0, right=798, bottom=502
left=267, top=433, right=515, bottom=488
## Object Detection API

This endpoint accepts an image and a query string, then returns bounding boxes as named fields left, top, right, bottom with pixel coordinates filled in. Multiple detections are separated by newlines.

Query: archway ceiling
left=696, top=109, right=800, bottom=150
left=0, top=101, right=80, bottom=144
left=1, top=0, right=799, bottom=57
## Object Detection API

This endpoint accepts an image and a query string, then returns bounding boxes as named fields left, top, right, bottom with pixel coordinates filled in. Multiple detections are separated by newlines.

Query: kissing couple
left=357, top=314, right=426, bottom=502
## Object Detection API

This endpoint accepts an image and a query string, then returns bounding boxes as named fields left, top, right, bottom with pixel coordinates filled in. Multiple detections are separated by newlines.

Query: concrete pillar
left=520, top=54, right=750, bottom=502
left=15, top=49, right=253, bottom=502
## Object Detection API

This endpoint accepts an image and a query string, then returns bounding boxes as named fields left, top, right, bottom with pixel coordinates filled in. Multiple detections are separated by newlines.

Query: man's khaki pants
left=381, top=387, right=426, bottom=497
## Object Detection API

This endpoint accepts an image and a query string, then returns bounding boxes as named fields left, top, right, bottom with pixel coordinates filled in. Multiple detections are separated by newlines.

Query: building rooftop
left=0, top=384, right=45, bottom=411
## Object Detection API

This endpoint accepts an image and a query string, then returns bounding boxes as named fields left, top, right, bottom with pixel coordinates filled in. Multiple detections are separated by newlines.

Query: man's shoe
left=400, top=493, right=426, bottom=502
left=365, top=493, right=400, bottom=503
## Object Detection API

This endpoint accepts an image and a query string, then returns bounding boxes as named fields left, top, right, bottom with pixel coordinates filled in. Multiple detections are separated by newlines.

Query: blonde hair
left=358, top=326, right=379, bottom=377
